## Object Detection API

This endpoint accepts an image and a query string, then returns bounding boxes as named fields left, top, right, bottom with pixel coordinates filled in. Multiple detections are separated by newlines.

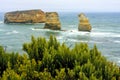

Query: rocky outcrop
left=78, top=13, right=92, bottom=32
left=44, top=12, right=61, bottom=30
left=4, top=10, right=46, bottom=23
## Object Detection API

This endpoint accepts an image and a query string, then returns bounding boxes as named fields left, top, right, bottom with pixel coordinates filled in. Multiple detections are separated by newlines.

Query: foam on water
left=112, top=34, right=120, bottom=37
left=67, top=38, right=80, bottom=42
left=68, top=25, right=76, bottom=28
left=118, top=60, right=120, bottom=63
left=6, top=30, right=19, bottom=35
left=64, top=38, right=89, bottom=43
left=114, top=40, right=120, bottom=43
left=91, top=32, right=120, bottom=37
left=31, top=28, right=53, bottom=32
left=0, top=21, right=3, bottom=24
left=31, top=28, right=43, bottom=31
left=66, top=30, right=90, bottom=35
left=89, top=40, right=103, bottom=44
left=0, top=29, right=5, bottom=32
left=57, top=36, right=63, bottom=40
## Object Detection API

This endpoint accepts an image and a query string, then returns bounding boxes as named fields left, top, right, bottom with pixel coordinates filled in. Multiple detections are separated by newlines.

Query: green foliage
left=0, top=46, right=9, bottom=76
left=0, top=35, right=120, bottom=80
left=23, top=36, right=48, bottom=61
left=1, top=62, right=21, bottom=80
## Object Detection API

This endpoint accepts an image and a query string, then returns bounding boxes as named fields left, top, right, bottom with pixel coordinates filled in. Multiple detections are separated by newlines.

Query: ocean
left=0, top=12, right=120, bottom=66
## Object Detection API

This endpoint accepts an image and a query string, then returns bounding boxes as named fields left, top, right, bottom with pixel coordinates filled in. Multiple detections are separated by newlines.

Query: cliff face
left=4, top=10, right=46, bottom=23
left=44, top=12, right=61, bottom=30
left=78, top=13, right=92, bottom=32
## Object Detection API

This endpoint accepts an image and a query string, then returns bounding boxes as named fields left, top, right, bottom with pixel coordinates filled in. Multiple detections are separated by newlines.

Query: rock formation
left=4, top=9, right=46, bottom=23
left=44, top=12, right=61, bottom=30
left=78, top=13, right=92, bottom=32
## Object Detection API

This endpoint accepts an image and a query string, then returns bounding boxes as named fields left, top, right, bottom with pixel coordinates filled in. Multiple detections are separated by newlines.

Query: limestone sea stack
left=78, top=13, right=92, bottom=32
left=44, top=12, right=61, bottom=30
left=4, top=9, right=46, bottom=23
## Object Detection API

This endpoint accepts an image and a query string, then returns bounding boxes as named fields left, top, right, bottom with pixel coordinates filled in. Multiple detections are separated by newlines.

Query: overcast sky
left=1, top=0, right=120, bottom=12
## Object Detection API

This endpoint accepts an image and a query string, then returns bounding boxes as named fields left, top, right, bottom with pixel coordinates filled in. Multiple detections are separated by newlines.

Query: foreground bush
left=0, top=35, right=120, bottom=80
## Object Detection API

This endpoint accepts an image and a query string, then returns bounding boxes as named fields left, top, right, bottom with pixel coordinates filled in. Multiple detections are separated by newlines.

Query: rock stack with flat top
left=4, top=9, right=46, bottom=23
left=78, top=13, right=92, bottom=32
left=44, top=12, right=61, bottom=30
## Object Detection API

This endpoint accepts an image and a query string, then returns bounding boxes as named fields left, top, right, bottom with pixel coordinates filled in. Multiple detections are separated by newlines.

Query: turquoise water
left=0, top=12, right=120, bottom=66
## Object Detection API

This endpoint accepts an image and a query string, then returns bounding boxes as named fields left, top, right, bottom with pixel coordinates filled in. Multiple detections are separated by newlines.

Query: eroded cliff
left=78, top=13, right=92, bottom=32
left=4, top=10, right=46, bottom=23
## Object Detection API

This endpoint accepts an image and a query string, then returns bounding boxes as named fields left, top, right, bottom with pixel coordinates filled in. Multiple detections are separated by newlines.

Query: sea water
left=0, top=12, right=120, bottom=66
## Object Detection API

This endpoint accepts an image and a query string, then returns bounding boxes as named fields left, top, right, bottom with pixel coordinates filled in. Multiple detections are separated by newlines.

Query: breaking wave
left=6, top=30, right=19, bottom=35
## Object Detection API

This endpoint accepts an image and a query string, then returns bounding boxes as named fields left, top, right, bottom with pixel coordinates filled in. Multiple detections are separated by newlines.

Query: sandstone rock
left=4, top=9, right=46, bottom=23
left=78, top=13, right=92, bottom=32
left=44, top=12, right=61, bottom=30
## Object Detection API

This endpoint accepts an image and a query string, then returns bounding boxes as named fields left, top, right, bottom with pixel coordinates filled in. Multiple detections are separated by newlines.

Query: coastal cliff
left=4, top=10, right=61, bottom=30
left=78, top=13, right=92, bottom=32
left=44, top=12, right=61, bottom=30
left=4, top=10, right=46, bottom=23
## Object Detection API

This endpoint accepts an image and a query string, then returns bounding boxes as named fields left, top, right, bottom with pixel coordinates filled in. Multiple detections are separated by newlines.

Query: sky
left=0, top=0, right=120, bottom=12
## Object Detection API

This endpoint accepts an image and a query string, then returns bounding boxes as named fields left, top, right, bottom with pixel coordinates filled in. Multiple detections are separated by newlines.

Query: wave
left=31, top=28, right=43, bottom=31
left=68, top=25, right=76, bottom=28
left=65, top=38, right=89, bottom=43
left=6, top=30, right=19, bottom=35
left=91, top=32, right=111, bottom=37
left=57, top=36, right=63, bottom=40
left=91, top=32, right=120, bottom=37
left=0, top=29, right=5, bottom=32
left=0, top=21, right=3, bottom=24
left=66, top=30, right=90, bottom=35
left=118, top=60, right=120, bottom=63
left=31, top=28, right=62, bottom=33
left=114, top=40, right=120, bottom=43
left=112, top=34, right=120, bottom=37
left=31, top=27, right=120, bottom=38
left=31, top=27, right=54, bottom=31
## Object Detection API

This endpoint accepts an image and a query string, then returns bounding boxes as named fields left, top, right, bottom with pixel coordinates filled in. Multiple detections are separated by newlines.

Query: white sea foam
left=66, top=38, right=89, bottom=43
left=31, top=28, right=52, bottom=32
left=31, top=28, right=42, bottom=31
left=13, top=30, right=19, bottom=33
left=114, top=40, right=120, bottom=43
left=91, top=32, right=111, bottom=37
left=118, top=60, right=120, bottom=63
left=31, top=28, right=62, bottom=33
left=66, top=30, right=90, bottom=35
left=57, top=36, right=63, bottom=40
left=79, top=31, right=90, bottom=35
left=89, top=40, right=101, bottom=44
left=6, top=30, right=19, bottom=35
left=112, top=34, right=120, bottom=37
left=91, top=32, right=120, bottom=37
left=0, top=21, right=3, bottom=24
left=79, top=40, right=89, bottom=43
left=0, top=29, right=5, bottom=31
left=68, top=25, right=76, bottom=28
left=68, top=39, right=79, bottom=42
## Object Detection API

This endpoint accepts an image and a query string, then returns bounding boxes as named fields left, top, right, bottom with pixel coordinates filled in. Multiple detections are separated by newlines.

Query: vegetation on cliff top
left=0, top=35, right=120, bottom=80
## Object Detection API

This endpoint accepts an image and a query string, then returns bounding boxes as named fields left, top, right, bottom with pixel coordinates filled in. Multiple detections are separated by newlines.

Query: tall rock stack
left=78, top=13, right=92, bottom=32
left=4, top=10, right=46, bottom=23
left=44, top=12, right=61, bottom=30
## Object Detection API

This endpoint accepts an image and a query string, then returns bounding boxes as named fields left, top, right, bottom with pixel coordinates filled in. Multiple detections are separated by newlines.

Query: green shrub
left=0, top=46, right=9, bottom=76
left=0, top=35, right=120, bottom=80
